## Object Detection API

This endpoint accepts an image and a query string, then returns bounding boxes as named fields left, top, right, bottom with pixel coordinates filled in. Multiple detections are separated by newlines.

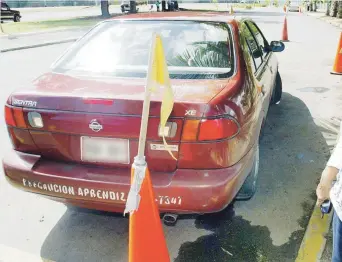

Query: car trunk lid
left=10, top=73, right=231, bottom=172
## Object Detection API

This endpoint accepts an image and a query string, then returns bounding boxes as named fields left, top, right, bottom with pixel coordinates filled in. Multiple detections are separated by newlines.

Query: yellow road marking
left=295, top=206, right=333, bottom=262
left=0, top=244, right=54, bottom=262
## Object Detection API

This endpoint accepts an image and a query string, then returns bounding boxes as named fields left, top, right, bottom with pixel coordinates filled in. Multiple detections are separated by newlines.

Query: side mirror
left=270, top=41, right=285, bottom=52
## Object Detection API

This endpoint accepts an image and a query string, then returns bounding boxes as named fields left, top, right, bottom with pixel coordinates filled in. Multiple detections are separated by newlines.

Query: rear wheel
left=236, top=144, right=259, bottom=200
left=14, top=15, right=20, bottom=22
left=271, top=71, right=282, bottom=105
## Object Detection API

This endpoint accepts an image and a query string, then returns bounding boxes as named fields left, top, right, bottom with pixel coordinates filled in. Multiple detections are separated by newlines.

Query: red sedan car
left=3, top=12, right=284, bottom=218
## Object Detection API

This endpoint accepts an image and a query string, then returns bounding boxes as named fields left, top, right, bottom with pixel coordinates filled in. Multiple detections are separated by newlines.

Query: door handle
left=269, top=66, right=273, bottom=73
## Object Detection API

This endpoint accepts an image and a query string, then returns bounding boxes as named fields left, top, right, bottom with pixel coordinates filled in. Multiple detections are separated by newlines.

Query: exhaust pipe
left=162, top=213, right=178, bottom=226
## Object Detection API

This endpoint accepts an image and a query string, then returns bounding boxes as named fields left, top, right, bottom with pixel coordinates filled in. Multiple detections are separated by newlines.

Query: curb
left=295, top=206, right=333, bottom=261
left=0, top=38, right=78, bottom=53
left=306, top=12, right=342, bottom=29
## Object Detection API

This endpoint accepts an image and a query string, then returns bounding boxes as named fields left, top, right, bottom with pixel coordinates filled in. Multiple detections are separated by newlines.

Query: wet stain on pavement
left=297, top=87, right=329, bottom=93
left=175, top=203, right=305, bottom=262
left=297, top=192, right=317, bottom=230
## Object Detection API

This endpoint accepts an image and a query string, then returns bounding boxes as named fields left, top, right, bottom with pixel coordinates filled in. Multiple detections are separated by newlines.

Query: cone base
left=280, top=40, right=289, bottom=42
left=331, top=71, right=342, bottom=75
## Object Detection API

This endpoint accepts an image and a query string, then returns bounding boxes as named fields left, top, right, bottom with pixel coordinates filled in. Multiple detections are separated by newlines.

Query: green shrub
left=273, top=0, right=279, bottom=7
left=245, top=4, right=252, bottom=9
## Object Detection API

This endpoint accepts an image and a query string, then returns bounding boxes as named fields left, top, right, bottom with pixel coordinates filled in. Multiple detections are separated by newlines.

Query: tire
left=14, top=15, right=20, bottom=22
left=236, top=144, right=259, bottom=201
left=271, top=71, right=282, bottom=105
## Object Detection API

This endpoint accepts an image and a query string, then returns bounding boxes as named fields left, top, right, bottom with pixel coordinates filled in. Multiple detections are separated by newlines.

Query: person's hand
left=316, top=182, right=332, bottom=206
left=316, top=166, right=339, bottom=206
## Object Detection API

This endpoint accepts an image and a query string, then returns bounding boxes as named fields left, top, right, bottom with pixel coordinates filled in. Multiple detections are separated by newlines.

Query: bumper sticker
left=22, top=178, right=182, bottom=205
left=22, top=178, right=126, bottom=201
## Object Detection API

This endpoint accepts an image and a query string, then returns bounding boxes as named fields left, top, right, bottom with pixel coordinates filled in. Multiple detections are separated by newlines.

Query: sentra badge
left=12, top=99, right=37, bottom=107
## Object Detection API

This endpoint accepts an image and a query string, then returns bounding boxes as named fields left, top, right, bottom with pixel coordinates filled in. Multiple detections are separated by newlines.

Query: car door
left=239, top=21, right=268, bottom=138
left=244, top=20, right=274, bottom=119
left=245, top=21, right=275, bottom=115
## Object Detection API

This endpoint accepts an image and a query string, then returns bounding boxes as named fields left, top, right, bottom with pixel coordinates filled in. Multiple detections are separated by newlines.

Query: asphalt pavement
left=0, top=7, right=341, bottom=262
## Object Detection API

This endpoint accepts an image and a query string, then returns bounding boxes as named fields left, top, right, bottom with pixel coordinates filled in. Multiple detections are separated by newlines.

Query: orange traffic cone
left=331, top=33, right=342, bottom=75
left=128, top=163, right=170, bottom=262
left=281, top=16, right=289, bottom=42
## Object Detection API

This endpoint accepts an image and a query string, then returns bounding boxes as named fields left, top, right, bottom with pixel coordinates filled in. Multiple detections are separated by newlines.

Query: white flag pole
left=137, top=33, right=157, bottom=160
left=124, top=33, right=157, bottom=215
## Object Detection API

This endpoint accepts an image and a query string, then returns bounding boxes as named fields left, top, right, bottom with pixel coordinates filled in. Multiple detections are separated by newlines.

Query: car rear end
left=288, top=2, right=300, bottom=11
left=3, top=18, right=254, bottom=214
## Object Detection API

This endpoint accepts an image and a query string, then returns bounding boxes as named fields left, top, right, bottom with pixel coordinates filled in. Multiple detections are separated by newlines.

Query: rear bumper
left=288, top=7, right=299, bottom=11
left=3, top=149, right=254, bottom=214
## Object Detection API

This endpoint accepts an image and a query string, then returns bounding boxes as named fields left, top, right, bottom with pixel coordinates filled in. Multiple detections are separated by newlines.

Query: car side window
left=246, top=21, right=269, bottom=59
left=1, top=3, right=8, bottom=9
left=240, top=22, right=262, bottom=71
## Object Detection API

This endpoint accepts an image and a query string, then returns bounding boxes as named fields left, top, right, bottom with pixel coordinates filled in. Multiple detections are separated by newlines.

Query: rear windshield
left=52, top=20, right=235, bottom=79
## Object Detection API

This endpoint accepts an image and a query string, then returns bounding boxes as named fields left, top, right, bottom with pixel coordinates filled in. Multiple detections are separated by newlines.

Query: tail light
left=5, top=105, right=39, bottom=153
left=5, top=105, right=27, bottom=128
left=181, top=120, right=200, bottom=141
left=182, top=116, right=239, bottom=142
left=158, top=122, right=177, bottom=138
left=28, top=112, right=44, bottom=128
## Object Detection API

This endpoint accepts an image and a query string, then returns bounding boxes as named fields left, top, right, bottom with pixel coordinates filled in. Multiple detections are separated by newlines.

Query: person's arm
left=327, top=129, right=342, bottom=171
left=316, top=123, right=342, bottom=205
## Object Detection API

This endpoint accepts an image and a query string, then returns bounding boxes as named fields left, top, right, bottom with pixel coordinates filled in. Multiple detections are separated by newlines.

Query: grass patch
left=0, top=15, right=116, bottom=34
left=19, top=6, right=91, bottom=14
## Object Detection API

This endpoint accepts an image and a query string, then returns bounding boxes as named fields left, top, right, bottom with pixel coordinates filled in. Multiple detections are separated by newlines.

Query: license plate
left=81, top=137, right=130, bottom=164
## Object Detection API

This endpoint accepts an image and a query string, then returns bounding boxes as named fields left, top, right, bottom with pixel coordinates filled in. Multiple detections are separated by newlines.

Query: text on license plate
left=81, top=137, right=129, bottom=164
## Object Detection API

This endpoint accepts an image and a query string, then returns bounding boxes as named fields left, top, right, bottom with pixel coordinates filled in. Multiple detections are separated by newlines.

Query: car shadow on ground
left=40, top=92, right=336, bottom=262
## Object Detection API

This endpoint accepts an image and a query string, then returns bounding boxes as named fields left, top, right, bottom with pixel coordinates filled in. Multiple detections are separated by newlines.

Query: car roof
left=110, top=11, right=237, bottom=24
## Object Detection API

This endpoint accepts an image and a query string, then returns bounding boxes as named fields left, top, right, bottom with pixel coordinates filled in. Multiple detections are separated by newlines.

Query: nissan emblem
left=89, top=119, right=103, bottom=132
